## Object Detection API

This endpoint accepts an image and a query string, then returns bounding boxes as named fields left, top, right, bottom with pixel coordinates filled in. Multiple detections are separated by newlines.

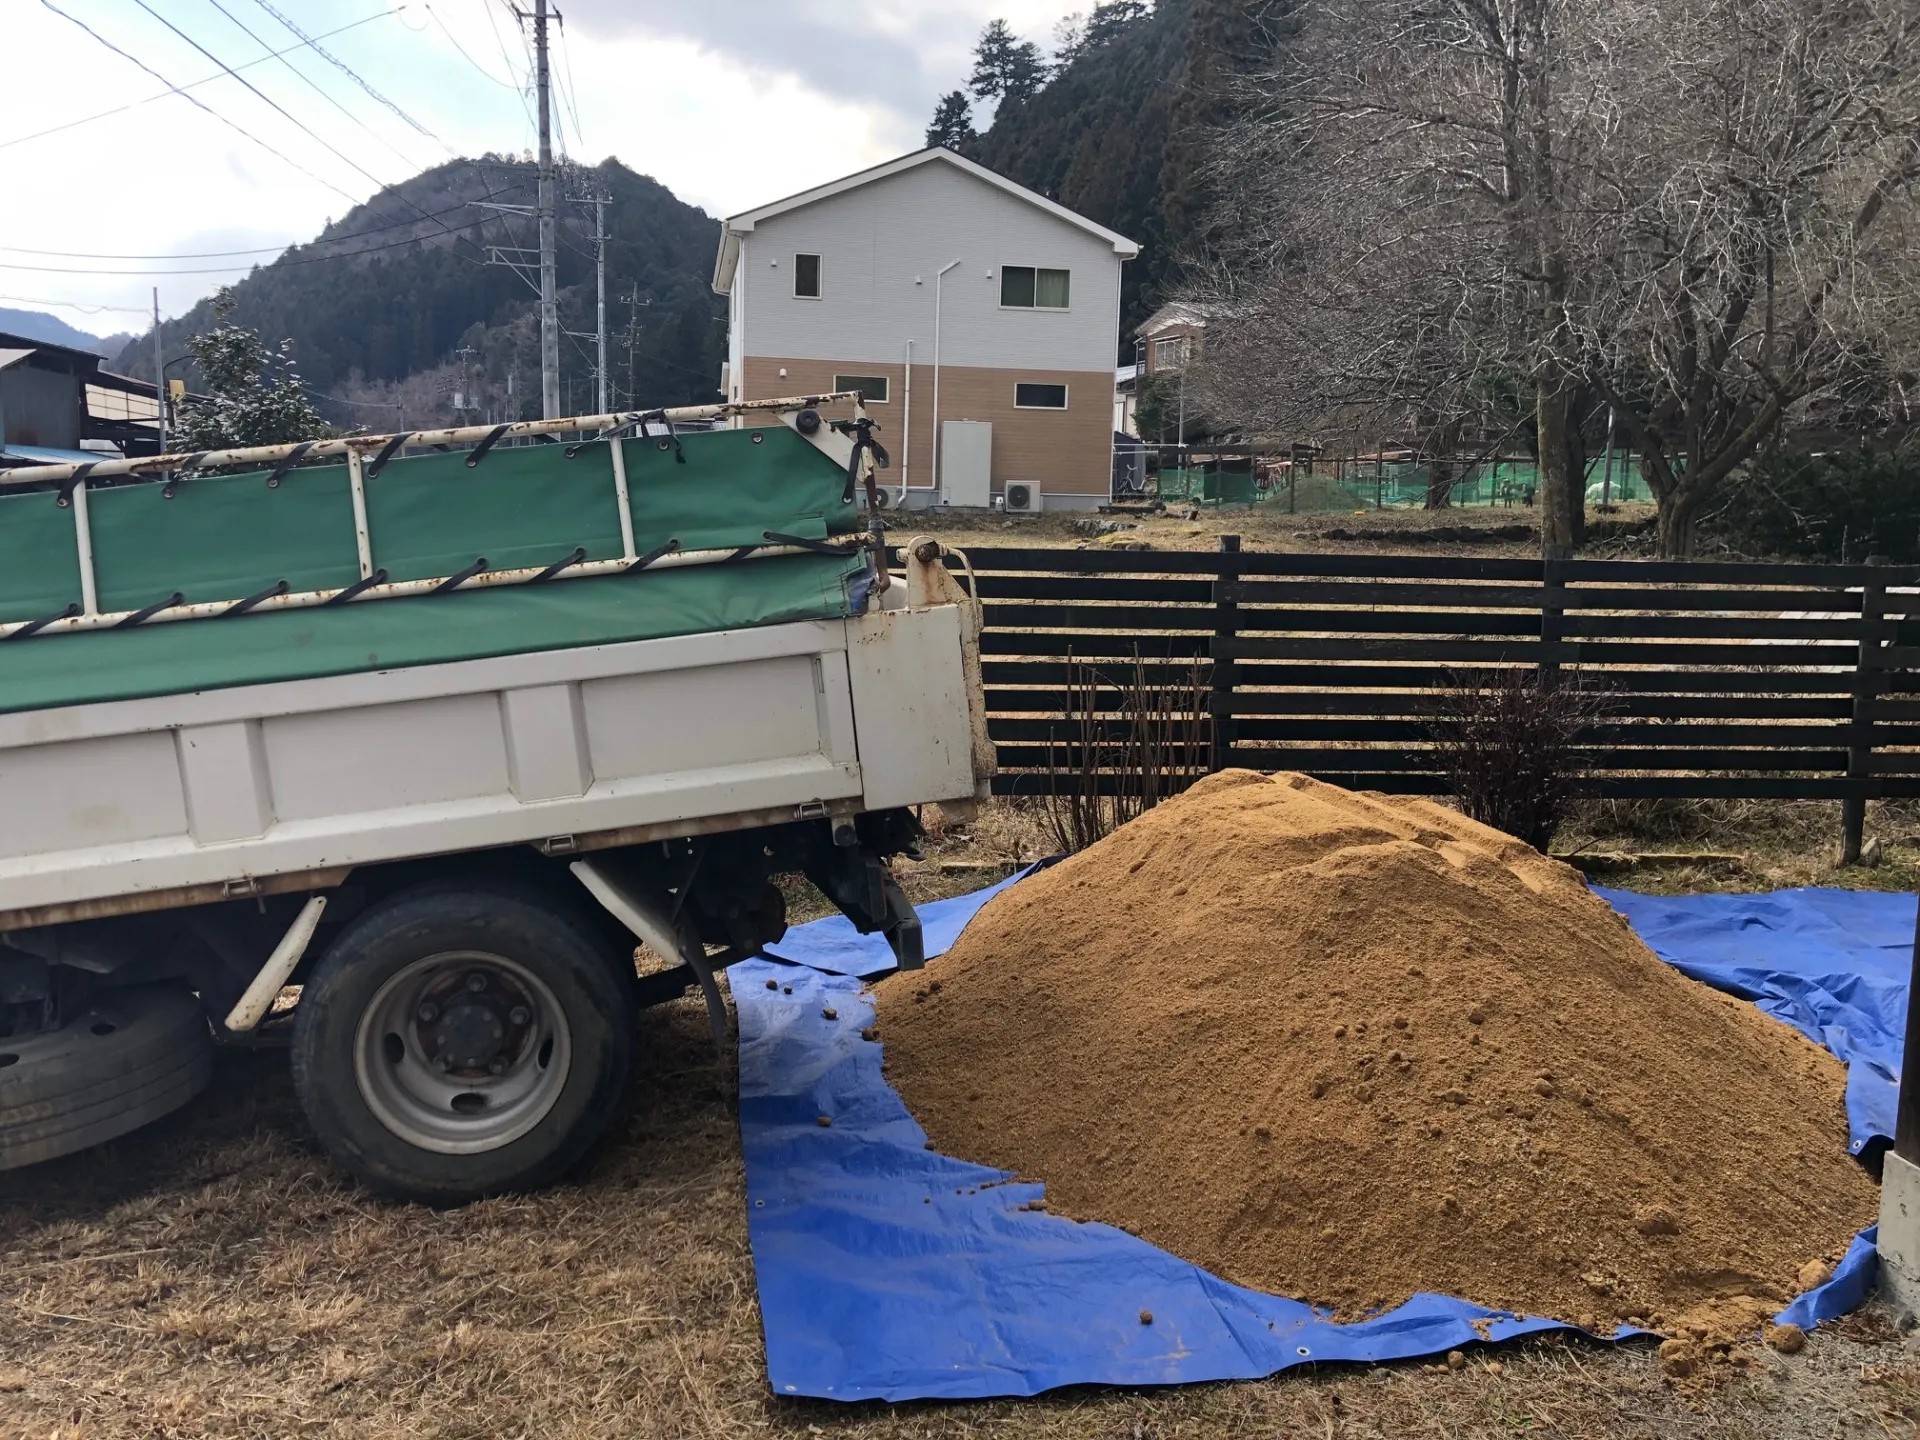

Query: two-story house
left=712, top=148, right=1139, bottom=510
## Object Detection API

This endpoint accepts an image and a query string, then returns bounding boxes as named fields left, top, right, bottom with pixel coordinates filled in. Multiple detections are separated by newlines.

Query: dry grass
left=898, top=499, right=1659, bottom=560
left=2, top=798, right=1916, bottom=1437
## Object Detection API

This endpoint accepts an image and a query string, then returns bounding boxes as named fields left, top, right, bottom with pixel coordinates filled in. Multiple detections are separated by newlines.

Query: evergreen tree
left=926, top=90, right=977, bottom=149
left=1084, top=0, right=1151, bottom=47
left=969, top=19, right=1047, bottom=105
left=1051, top=13, right=1087, bottom=73
left=170, top=288, right=331, bottom=451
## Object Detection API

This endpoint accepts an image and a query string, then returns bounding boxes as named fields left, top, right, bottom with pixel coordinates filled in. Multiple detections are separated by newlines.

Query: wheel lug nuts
left=466, top=973, right=488, bottom=993
left=509, top=1006, right=531, bottom=1026
left=488, top=1057, right=509, bottom=1075
left=417, top=1003, right=439, bottom=1024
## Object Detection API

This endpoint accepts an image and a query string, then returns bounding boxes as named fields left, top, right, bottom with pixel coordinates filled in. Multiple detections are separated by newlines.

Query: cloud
left=554, top=0, right=1073, bottom=120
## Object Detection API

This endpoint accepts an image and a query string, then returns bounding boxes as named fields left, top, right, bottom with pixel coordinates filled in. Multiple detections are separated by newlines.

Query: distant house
left=0, top=333, right=163, bottom=469
left=1137, top=301, right=1209, bottom=376
left=712, top=147, right=1140, bottom=510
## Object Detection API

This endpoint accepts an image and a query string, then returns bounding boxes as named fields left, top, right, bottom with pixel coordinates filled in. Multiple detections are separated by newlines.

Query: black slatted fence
left=961, top=540, right=1920, bottom=858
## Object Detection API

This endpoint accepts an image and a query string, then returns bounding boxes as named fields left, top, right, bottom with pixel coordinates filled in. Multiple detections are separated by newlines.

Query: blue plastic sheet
left=732, top=882, right=1891, bottom=1402
left=1596, top=887, right=1912, bottom=1157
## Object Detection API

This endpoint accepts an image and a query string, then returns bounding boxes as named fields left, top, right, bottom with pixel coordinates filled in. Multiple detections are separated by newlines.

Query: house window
left=834, top=374, right=890, bottom=404
left=1001, top=266, right=1071, bottom=310
left=1153, top=335, right=1190, bottom=370
left=794, top=253, right=822, bottom=299
left=1015, top=382, right=1069, bottom=409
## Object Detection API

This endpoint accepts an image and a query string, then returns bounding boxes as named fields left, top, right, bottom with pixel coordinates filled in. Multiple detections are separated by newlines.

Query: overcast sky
left=2, top=0, right=1082, bottom=337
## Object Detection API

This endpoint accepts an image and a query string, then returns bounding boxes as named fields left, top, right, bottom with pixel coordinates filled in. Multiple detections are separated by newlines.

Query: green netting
left=1156, top=456, right=1659, bottom=511
left=0, top=555, right=863, bottom=715
left=0, top=426, right=868, bottom=713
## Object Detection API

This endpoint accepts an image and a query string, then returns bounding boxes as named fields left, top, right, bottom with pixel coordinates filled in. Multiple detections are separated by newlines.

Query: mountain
left=114, top=157, right=726, bottom=428
left=0, top=306, right=131, bottom=358
left=962, top=0, right=1289, bottom=352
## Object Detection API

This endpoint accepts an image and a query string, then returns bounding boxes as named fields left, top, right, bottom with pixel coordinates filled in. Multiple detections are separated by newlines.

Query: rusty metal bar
left=0, top=392, right=863, bottom=489
left=0, top=538, right=867, bottom=641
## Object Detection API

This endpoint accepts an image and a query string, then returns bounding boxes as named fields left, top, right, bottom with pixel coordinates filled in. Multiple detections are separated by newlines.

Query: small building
left=713, top=148, right=1140, bottom=510
left=0, top=333, right=164, bottom=469
left=1137, top=302, right=1209, bottom=376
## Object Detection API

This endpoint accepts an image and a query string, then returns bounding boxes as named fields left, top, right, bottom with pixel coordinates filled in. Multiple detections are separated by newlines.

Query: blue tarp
left=731, top=882, right=1892, bottom=1403
left=1596, top=887, right=1912, bottom=1158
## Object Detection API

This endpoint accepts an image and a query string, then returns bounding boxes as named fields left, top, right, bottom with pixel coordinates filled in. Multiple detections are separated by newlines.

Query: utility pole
left=533, top=0, right=559, bottom=419
left=152, top=287, right=166, bottom=452
left=594, top=196, right=608, bottom=414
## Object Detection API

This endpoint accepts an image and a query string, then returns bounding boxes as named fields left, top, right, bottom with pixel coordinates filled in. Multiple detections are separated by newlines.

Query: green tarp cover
left=0, top=426, right=867, bottom=714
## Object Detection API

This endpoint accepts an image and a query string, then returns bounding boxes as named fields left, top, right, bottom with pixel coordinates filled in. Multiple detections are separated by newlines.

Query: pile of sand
left=874, top=771, right=1876, bottom=1331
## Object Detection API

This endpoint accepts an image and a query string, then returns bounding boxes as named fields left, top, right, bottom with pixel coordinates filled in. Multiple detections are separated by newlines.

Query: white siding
left=737, top=161, right=1122, bottom=373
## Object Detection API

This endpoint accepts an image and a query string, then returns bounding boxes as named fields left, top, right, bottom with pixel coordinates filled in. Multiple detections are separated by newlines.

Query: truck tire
left=291, top=885, right=637, bottom=1205
left=0, top=985, right=214, bottom=1171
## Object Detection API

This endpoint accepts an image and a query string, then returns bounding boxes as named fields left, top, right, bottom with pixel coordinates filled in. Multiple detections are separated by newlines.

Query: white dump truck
left=0, top=394, right=988, bottom=1203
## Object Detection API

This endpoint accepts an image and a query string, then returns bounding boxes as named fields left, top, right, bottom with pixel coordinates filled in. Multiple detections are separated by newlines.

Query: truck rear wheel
left=291, top=886, right=636, bottom=1204
left=0, top=985, right=213, bottom=1171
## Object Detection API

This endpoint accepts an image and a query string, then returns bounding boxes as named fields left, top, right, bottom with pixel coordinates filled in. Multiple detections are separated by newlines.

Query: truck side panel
left=0, top=619, right=881, bottom=920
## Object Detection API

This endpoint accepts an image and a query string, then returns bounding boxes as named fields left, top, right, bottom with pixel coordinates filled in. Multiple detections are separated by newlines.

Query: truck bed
left=0, top=602, right=975, bottom=928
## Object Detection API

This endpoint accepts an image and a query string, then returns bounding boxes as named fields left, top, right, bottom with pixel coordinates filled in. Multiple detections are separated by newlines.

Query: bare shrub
left=1043, top=653, right=1211, bottom=853
left=1429, top=669, right=1598, bottom=852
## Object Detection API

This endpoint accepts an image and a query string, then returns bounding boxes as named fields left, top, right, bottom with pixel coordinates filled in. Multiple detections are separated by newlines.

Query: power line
left=245, top=0, right=449, bottom=149
left=0, top=181, right=532, bottom=262
left=34, top=0, right=363, bottom=205
left=483, top=0, right=536, bottom=139
left=126, top=0, right=479, bottom=250
left=424, top=1, right=517, bottom=89
left=554, top=12, right=585, bottom=150
left=0, top=294, right=154, bottom=315
left=198, top=0, right=428, bottom=176
left=0, top=189, right=534, bottom=275
left=127, top=1, right=403, bottom=201
left=0, top=8, right=392, bottom=152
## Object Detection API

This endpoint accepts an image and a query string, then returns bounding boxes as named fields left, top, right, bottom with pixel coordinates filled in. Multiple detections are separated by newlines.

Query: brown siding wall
left=741, top=355, right=1111, bottom=498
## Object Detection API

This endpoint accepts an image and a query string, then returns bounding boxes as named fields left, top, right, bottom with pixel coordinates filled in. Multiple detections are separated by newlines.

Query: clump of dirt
left=873, top=771, right=1876, bottom=1329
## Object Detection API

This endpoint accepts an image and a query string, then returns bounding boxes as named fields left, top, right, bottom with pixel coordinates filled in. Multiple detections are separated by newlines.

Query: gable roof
left=711, top=147, right=1140, bottom=293
left=1138, top=302, right=1212, bottom=338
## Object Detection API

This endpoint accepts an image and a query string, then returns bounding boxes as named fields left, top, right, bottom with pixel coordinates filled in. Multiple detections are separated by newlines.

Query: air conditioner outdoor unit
left=1003, top=481, right=1043, bottom=514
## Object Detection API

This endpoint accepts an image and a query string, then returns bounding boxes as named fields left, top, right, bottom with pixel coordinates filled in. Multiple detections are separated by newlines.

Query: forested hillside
left=953, top=0, right=1288, bottom=346
left=115, top=157, right=725, bottom=427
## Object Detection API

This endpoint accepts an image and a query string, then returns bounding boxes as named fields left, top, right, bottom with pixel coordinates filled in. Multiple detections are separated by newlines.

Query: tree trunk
left=1425, top=455, right=1455, bottom=509
left=1536, top=379, right=1577, bottom=558
left=1655, top=483, right=1703, bottom=558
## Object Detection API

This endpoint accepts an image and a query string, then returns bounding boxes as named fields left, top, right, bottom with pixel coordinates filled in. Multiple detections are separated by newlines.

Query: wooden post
left=1843, top=561, right=1888, bottom=864
left=1539, top=555, right=1566, bottom=688
left=1210, top=534, right=1241, bottom=773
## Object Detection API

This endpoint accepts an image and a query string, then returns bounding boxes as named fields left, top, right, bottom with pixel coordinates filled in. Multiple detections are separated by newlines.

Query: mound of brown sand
left=875, top=771, right=1876, bottom=1330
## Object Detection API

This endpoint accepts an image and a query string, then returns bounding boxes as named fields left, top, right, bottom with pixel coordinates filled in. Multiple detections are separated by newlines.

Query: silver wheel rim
left=352, top=950, right=573, bottom=1155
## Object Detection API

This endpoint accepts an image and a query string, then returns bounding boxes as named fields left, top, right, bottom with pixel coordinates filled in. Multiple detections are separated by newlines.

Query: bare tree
left=1576, top=0, right=1920, bottom=555
left=1190, top=0, right=1920, bottom=557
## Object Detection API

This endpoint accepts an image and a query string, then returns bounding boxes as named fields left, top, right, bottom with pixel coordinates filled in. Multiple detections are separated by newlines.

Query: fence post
left=1539, top=555, right=1566, bottom=687
left=1843, top=559, right=1888, bottom=864
left=1210, top=534, right=1241, bottom=773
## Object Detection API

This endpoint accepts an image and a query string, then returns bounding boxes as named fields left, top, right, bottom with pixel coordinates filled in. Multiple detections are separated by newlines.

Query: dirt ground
left=6, top=503, right=1918, bottom=1439
left=896, top=496, right=1664, bottom=559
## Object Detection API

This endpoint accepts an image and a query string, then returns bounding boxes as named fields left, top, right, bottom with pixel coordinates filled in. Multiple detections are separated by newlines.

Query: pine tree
left=1051, top=12, right=1088, bottom=73
left=926, top=90, right=977, bottom=150
left=170, top=288, right=331, bottom=452
left=1084, top=0, right=1151, bottom=48
left=969, top=20, right=1047, bottom=105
